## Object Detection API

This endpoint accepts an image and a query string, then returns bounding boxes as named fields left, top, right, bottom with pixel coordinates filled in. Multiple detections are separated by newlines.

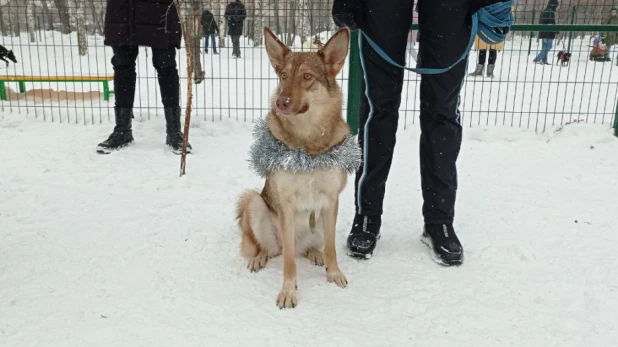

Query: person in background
left=332, top=0, right=511, bottom=266
left=604, top=8, right=618, bottom=63
left=225, top=0, right=247, bottom=59
left=201, top=8, right=220, bottom=55
left=469, top=4, right=514, bottom=78
left=97, top=0, right=191, bottom=155
left=468, top=47, right=498, bottom=78
left=533, top=0, right=559, bottom=65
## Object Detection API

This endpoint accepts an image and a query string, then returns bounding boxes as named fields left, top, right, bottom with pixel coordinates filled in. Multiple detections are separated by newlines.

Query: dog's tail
left=236, top=190, right=261, bottom=258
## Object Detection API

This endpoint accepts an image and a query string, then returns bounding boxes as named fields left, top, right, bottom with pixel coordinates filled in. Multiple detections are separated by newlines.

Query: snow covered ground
left=1, top=30, right=618, bottom=346
left=1, top=108, right=617, bottom=346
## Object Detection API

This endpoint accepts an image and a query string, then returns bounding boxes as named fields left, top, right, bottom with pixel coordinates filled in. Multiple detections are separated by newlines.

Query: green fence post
left=566, top=6, right=577, bottom=53
left=0, top=81, right=6, bottom=101
left=346, top=30, right=361, bottom=135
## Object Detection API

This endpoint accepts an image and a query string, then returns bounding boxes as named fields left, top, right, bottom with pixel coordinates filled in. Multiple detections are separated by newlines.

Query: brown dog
left=236, top=27, right=353, bottom=309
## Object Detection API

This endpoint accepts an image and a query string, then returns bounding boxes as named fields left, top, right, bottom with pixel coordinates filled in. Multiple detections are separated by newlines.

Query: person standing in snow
left=225, top=0, right=247, bottom=58
left=468, top=5, right=513, bottom=78
left=468, top=46, right=499, bottom=78
left=201, top=8, right=220, bottom=55
left=97, top=0, right=191, bottom=155
left=604, top=8, right=618, bottom=63
left=533, top=0, right=559, bottom=65
left=332, top=0, right=511, bottom=266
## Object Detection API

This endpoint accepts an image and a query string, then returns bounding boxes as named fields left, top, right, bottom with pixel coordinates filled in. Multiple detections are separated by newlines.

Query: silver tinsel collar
left=248, top=118, right=362, bottom=178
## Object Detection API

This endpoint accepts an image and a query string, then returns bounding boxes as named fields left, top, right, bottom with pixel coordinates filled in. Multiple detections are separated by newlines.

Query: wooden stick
left=175, top=1, right=194, bottom=177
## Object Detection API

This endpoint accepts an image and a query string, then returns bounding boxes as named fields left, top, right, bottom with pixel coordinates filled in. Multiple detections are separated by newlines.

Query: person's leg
left=468, top=49, right=485, bottom=76
left=488, top=49, right=497, bottom=64
left=96, top=45, right=139, bottom=154
left=540, top=39, right=551, bottom=63
left=534, top=40, right=545, bottom=62
left=478, top=49, right=487, bottom=65
left=151, top=47, right=179, bottom=109
left=204, top=34, right=210, bottom=53
left=417, top=0, right=471, bottom=265
left=111, top=45, right=139, bottom=108
left=151, top=47, right=191, bottom=153
left=233, top=35, right=241, bottom=57
left=212, top=33, right=218, bottom=53
left=346, top=0, right=414, bottom=259
left=486, top=49, right=497, bottom=77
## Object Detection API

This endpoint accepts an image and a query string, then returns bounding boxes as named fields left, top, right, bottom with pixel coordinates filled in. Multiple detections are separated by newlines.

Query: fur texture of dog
left=236, top=27, right=351, bottom=309
left=556, top=50, right=571, bottom=67
left=0, top=45, right=17, bottom=67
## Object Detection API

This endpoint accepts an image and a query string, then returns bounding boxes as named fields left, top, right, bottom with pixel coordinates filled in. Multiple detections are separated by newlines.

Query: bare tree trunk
left=252, top=0, right=263, bottom=46
left=26, top=0, right=36, bottom=42
left=75, top=0, right=87, bottom=55
left=185, top=0, right=204, bottom=84
left=0, top=7, right=8, bottom=36
left=90, top=0, right=104, bottom=35
left=296, top=0, right=309, bottom=47
left=41, top=0, right=54, bottom=31
left=218, top=0, right=227, bottom=48
left=54, top=0, right=73, bottom=34
left=8, top=2, right=19, bottom=37
left=285, top=0, right=296, bottom=46
left=273, top=0, right=282, bottom=40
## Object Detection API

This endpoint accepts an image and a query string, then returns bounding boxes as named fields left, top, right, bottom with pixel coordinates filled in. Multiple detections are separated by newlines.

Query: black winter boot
left=421, top=223, right=464, bottom=266
left=164, top=107, right=192, bottom=155
left=96, top=107, right=134, bottom=154
left=346, top=214, right=381, bottom=259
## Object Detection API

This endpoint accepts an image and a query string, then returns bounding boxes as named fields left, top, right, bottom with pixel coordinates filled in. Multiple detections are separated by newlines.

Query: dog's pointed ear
left=264, top=27, right=290, bottom=71
left=321, top=28, right=350, bottom=76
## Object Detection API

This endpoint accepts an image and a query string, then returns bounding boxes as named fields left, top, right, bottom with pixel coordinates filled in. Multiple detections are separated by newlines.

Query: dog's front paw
left=247, top=254, right=268, bottom=272
left=306, top=248, right=324, bottom=266
left=276, top=281, right=297, bottom=309
left=327, top=270, right=348, bottom=288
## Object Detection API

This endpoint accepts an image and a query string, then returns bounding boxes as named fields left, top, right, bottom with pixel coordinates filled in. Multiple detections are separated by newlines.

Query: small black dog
left=556, top=50, right=571, bottom=67
left=0, top=44, right=17, bottom=67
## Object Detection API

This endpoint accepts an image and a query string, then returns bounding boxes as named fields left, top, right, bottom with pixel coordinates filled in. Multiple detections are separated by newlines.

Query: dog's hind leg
left=306, top=248, right=325, bottom=266
left=236, top=190, right=279, bottom=272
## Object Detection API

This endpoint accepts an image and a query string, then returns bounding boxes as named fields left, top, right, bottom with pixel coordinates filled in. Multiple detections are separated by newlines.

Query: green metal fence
left=347, top=24, right=618, bottom=136
left=0, top=1, right=617, bottom=138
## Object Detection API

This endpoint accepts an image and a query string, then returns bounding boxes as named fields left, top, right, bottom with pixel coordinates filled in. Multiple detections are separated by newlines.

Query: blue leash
left=358, top=0, right=515, bottom=75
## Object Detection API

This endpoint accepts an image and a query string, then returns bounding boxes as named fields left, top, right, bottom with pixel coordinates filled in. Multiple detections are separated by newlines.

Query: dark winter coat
left=224, top=1, right=247, bottom=36
left=604, top=12, right=618, bottom=46
left=538, top=2, right=558, bottom=40
left=104, top=0, right=182, bottom=49
left=201, top=9, right=219, bottom=35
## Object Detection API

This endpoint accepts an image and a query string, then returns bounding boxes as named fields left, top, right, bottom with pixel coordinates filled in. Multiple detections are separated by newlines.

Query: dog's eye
left=281, top=72, right=287, bottom=79
left=303, top=73, right=312, bottom=80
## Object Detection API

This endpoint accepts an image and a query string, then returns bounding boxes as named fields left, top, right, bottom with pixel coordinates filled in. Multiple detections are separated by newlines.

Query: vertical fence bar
left=528, top=9, right=535, bottom=56
left=614, top=98, right=618, bottom=137
left=346, top=30, right=361, bottom=135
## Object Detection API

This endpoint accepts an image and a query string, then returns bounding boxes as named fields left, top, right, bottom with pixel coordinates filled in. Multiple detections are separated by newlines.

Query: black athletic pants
left=355, top=0, right=472, bottom=224
left=111, top=45, right=180, bottom=109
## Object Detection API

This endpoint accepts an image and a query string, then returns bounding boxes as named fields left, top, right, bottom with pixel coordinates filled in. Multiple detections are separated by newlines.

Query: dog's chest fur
left=270, top=170, right=346, bottom=212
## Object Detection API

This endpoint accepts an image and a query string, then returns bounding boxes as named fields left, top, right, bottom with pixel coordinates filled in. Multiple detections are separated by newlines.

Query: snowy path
left=1, top=112, right=617, bottom=346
